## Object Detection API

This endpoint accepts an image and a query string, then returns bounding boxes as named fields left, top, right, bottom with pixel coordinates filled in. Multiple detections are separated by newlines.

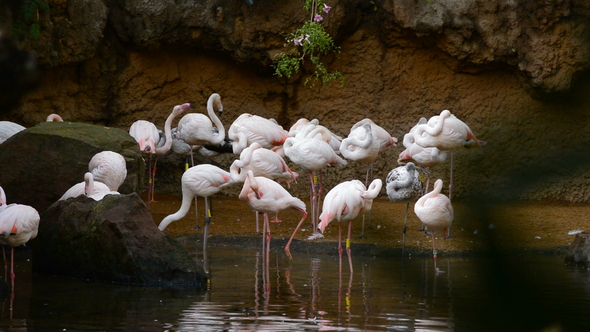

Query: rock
left=0, top=121, right=144, bottom=213
left=32, top=193, right=207, bottom=288
left=565, top=232, right=590, bottom=266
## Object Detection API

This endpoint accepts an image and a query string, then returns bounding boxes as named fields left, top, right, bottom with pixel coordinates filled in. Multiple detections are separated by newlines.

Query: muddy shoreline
left=150, top=193, right=586, bottom=259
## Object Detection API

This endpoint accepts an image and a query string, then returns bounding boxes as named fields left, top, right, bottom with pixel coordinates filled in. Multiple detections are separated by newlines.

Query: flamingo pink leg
left=284, top=208, right=308, bottom=260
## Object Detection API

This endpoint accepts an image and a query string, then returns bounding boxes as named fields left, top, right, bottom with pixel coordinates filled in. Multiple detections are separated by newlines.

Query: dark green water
left=0, top=244, right=587, bottom=331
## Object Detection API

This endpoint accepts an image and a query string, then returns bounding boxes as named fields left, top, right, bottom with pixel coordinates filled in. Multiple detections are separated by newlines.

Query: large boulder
left=0, top=121, right=145, bottom=213
left=565, top=232, right=590, bottom=267
left=32, top=193, right=207, bottom=288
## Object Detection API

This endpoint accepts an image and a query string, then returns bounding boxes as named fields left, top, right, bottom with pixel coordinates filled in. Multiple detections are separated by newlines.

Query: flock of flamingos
left=0, top=92, right=485, bottom=285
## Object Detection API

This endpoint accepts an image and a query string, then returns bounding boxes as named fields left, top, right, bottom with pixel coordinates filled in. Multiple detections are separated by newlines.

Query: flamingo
left=0, top=186, right=40, bottom=289
left=340, top=119, right=397, bottom=236
left=313, top=179, right=383, bottom=273
left=228, top=113, right=290, bottom=154
left=386, top=162, right=423, bottom=252
left=414, top=179, right=453, bottom=259
left=283, top=130, right=347, bottom=240
left=88, top=151, right=127, bottom=192
left=413, top=109, right=485, bottom=200
left=239, top=170, right=307, bottom=259
left=46, top=114, right=63, bottom=122
left=289, top=118, right=342, bottom=154
left=60, top=172, right=111, bottom=201
left=230, top=142, right=299, bottom=233
left=129, top=103, right=193, bottom=204
left=158, top=164, right=235, bottom=251
left=0, top=121, right=25, bottom=144
left=175, top=93, right=226, bottom=162
left=398, top=143, right=447, bottom=194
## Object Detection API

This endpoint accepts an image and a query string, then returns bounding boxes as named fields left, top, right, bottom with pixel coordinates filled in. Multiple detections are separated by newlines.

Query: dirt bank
left=150, top=193, right=587, bottom=257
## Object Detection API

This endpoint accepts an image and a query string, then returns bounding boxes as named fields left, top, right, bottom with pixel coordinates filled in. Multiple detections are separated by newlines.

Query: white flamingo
left=413, top=110, right=485, bottom=201
left=283, top=129, right=347, bottom=240
left=129, top=103, right=193, bottom=204
left=340, top=119, right=396, bottom=236
left=158, top=164, right=235, bottom=251
left=228, top=113, right=290, bottom=154
left=88, top=151, right=127, bottom=192
left=239, top=170, right=307, bottom=259
left=414, top=179, right=453, bottom=260
left=314, top=179, right=382, bottom=273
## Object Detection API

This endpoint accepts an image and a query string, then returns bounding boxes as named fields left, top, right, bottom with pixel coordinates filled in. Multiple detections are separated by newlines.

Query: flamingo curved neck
left=155, top=106, right=184, bottom=155
left=229, top=160, right=247, bottom=182
left=158, top=186, right=195, bottom=230
left=84, top=173, right=94, bottom=195
left=207, top=94, right=225, bottom=145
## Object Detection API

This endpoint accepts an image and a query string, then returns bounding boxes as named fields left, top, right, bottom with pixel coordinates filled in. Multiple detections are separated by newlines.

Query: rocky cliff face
left=1, top=0, right=590, bottom=202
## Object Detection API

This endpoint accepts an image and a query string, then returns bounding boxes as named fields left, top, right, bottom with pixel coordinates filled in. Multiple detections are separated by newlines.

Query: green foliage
left=273, top=0, right=344, bottom=88
left=12, top=0, right=50, bottom=40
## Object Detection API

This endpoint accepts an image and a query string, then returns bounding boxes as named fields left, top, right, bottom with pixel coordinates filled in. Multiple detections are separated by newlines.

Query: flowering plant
left=272, top=0, right=344, bottom=88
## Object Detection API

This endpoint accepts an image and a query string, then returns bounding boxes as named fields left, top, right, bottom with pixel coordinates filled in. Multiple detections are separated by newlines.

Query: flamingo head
left=318, top=213, right=332, bottom=233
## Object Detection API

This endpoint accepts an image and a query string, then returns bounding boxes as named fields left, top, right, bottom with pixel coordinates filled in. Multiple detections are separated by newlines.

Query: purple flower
left=294, top=37, right=303, bottom=46
left=323, top=4, right=332, bottom=13
left=304, top=34, right=310, bottom=43
left=314, top=14, right=323, bottom=22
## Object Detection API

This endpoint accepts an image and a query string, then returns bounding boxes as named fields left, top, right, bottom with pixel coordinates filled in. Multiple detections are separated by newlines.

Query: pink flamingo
left=340, top=119, right=396, bottom=236
left=414, top=179, right=453, bottom=260
left=239, top=170, right=307, bottom=259
left=129, top=103, right=193, bottom=204
left=175, top=93, right=226, bottom=162
left=88, top=151, right=127, bottom=192
left=59, top=172, right=111, bottom=201
left=283, top=129, right=348, bottom=240
left=230, top=142, right=299, bottom=233
left=228, top=113, right=290, bottom=154
left=0, top=186, right=40, bottom=288
left=315, top=179, right=382, bottom=273
left=413, top=109, right=485, bottom=200
left=46, top=114, right=63, bottom=122
left=158, top=164, right=235, bottom=249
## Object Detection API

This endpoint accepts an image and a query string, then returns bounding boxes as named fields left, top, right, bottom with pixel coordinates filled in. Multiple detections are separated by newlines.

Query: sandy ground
left=148, top=192, right=589, bottom=256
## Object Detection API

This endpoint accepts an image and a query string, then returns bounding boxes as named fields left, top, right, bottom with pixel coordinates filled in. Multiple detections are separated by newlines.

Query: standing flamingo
left=158, top=164, right=235, bottom=251
left=413, top=109, right=484, bottom=200
left=129, top=103, right=193, bottom=204
left=386, top=162, right=423, bottom=252
left=239, top=170, right=307, bottom=258
left=88, top=151, right=127, bottom=192
left=340, top=119, right=396, bottom=236
left=0, top=186, right=40, bottom=289
left=228, top=113, right=290, bottom=154
left=230, top=142, right=299, bottom=233
left=414, top=179, right=453, bottom=260
left=175, top=93, right=226, bottom=162
left=283, top=130, right=347, bottom=240
left=398, top=143, right=447, bottom=194
left=312, top=179, right=382, bottom=273
left=399, top=117, right=447, bottom=193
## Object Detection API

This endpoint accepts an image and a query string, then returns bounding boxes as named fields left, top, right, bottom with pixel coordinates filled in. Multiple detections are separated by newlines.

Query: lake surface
left=0, top=243, right=588, bottom=331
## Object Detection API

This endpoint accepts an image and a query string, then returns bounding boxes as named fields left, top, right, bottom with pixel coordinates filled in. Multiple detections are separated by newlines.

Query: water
left=0, top=245, right=588, bottom=331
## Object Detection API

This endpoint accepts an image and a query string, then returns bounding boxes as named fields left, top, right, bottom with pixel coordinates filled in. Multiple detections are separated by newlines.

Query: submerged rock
left=565, top=232, right=590, bottom=267
left=32, top=193, right=207, bottom=288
